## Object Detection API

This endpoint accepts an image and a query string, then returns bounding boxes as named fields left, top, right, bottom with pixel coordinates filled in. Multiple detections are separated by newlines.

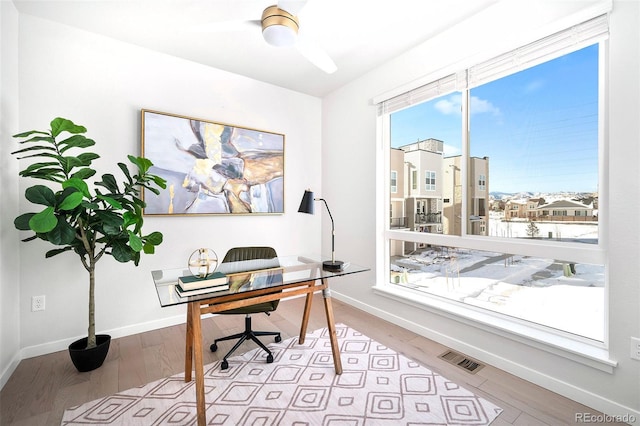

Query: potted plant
left=11, top=117, right=166, bottom=372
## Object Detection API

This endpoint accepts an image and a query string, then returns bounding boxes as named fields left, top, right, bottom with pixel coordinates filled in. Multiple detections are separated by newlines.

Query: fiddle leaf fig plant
left=12, top=117, right=167, bottom=349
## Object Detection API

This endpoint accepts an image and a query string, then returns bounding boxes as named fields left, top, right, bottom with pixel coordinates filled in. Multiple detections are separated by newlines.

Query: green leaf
left=25, top=185, right=56, bottom=206
left=63, top=177, right=91, bottom=198
left=76, top=152, right=100, bottom=165
left=15, top=151, right=60, bottom=160
left=144, top=231, right=163, bottom=246
left=128, top=155, right=152, bottom=174
left=58, top=135, right=96, bottom=153
left=58, top=191, right=84, bottom=210
left=50, top=118, right=86, bottom=138
left=118, top=162, right=133, bottom=184
left=111, top=240, right=133, bottom=262
left=11, top=143, right=56, bottom=155
left=46, top=219, right=77, bottom=245
left=151, top=174, right=167, bottom=189
left=20, top=162, right=60, bottom=176
left=13, top=130, right=50, bottom=138
left=133, top=251, right=141, bottom=266
left=81, top=201, right=100, bottom=209
left=45, top=247, right=73, bottom=258
left=97, top=194, right=123, bottom=209
left=29, top=207, right=57, bottom=233
left=60, top=156, right=82, bottom=175
left=94, top=210, right=123, bottom=234
left=128, top=231, right=143, bottom=252
left=142, top=243, right=156, bottom=254
left=98, top=174, right=119, bottom=192
left=19, top=168, right=66, bottom=182
left=14, top=213, right=36, bottom=230
left=123, top=211, right=140, bottom=228
left=71, top=168, right=96, bottom=180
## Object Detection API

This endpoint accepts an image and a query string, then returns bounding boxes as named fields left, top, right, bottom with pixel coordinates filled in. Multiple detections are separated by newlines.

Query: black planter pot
left=68, top=334, right=111, bottom=372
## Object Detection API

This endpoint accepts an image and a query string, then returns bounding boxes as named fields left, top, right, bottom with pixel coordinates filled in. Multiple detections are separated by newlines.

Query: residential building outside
left=389, top=139, right=490, bottom=254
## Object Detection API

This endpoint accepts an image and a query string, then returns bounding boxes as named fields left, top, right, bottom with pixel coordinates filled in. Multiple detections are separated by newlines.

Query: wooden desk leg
left=185, top=303, right=194, bottom=382
left=322, top=281, right=343, bottom=374
left=189, top=301, right=207, bottom=426
left=298, top=281, right=315, bottom=344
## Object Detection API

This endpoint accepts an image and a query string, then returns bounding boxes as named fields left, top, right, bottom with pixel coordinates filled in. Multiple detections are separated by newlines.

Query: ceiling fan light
left=262, top=5, right=299, bottom=47
left=263, top=25, right=298, bottom=47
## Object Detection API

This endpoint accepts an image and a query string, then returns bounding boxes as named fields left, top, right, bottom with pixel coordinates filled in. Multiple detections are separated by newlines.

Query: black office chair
left=210, top=246, right=282, bottom=370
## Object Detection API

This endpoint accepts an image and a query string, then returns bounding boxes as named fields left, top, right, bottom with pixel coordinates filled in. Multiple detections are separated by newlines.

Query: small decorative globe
left=188, top=248, right=218, bottom=278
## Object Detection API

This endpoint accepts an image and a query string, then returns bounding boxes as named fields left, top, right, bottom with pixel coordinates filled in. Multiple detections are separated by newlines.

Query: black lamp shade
left=298, top=190, right=315, bottom=214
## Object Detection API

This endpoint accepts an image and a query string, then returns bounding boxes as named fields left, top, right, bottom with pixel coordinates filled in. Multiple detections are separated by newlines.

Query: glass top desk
left=152, top=255, right=369, bottom=426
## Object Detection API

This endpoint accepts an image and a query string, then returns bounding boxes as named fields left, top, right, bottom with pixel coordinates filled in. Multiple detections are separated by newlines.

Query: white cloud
left=470, top=96, right=501, bottom=116
left=434, top=94, right=462, bottom=115
left=434, top=93, right=500, bottom=116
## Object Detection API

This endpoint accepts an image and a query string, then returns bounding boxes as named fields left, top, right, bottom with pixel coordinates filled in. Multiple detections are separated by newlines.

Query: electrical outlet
left=631, top=337, right=640, bottom=361
left=31, top=295, right=45, bottom=312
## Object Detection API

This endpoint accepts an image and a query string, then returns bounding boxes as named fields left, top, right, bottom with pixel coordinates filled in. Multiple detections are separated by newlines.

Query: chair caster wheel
left=221, top=360, right=229, bottom=370
left=266, top=354, right=274, bottom=363
left=275, top=335, right=282, bottom=343
left=210, top=343, right=218, bottom=352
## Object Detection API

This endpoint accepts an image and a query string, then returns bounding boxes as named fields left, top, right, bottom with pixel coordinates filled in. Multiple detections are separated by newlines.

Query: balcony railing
left=415, top=212, right=442, bottom=224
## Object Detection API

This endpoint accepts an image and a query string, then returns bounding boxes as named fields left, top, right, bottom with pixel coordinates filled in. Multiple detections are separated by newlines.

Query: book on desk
left=175, top=283, right=229, bottom=296
left=176, top=272, right=229, bottom=296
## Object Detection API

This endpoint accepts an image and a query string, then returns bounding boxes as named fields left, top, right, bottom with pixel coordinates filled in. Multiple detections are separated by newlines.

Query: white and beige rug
left=61, top=325, right=502, bottom=425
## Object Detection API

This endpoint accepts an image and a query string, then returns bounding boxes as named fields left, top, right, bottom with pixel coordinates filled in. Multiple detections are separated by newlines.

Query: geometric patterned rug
left=61, top=324, right=503, bottom=425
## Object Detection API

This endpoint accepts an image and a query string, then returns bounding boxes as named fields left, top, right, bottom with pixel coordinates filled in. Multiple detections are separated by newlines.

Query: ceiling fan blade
left=190, top=19, right=260, bottom=33
left=296, top=35, right=337, bottom=74
left=277, top=0, right=309, bottom=16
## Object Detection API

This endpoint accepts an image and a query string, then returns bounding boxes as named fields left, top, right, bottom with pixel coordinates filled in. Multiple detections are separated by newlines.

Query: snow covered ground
left=390, top=219, right=603, bottom=341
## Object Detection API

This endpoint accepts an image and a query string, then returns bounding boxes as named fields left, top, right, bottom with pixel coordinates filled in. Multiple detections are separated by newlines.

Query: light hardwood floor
left=0, top=295, right=626, bottom=425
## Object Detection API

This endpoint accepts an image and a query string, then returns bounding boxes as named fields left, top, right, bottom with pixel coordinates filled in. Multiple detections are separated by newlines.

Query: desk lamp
left=298, top=190, right=344, bottom=271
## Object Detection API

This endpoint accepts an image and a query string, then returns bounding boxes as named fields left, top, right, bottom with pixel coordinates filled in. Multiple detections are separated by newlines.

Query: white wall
left=10, top=14, right=322, bottom=360
left=323, top=0, right=640, bottom=420
left=0, top=0, right=21, bottom=389
left=4, top=1, right=640, bottom=421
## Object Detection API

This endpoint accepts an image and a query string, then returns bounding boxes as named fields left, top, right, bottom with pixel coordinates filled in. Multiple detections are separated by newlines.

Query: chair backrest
left=218, top=246, right=280, bottom=275
left=222, top=246, right=277, bottom=263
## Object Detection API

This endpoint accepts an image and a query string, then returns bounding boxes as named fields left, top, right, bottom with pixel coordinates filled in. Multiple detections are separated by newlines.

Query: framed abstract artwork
left=141, top=109, right=284, bottom=215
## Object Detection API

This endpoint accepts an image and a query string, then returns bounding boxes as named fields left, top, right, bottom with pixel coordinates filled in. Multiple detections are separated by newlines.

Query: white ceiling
left=13, top=0, right=497, bottom=97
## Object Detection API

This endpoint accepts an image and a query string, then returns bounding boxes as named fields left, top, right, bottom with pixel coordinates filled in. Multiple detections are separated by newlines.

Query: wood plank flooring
left=0, top=295, right=625, bottom=425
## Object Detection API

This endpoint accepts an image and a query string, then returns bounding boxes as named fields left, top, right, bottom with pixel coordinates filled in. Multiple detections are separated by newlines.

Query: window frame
left=374, top=18, right=612, bottom=371
left=478, top=174, right=486, bottom=191
left=425, top=170, right=436, bottom=191
left=390, top=170, right=398, bottom=193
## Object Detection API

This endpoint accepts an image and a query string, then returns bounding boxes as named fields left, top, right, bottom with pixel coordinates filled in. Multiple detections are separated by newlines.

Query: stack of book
left=176, top=272, right=229, bottom=296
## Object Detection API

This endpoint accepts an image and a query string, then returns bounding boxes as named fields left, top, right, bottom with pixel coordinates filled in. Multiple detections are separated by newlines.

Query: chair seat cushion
left=219, top=300, right=279, bottom=315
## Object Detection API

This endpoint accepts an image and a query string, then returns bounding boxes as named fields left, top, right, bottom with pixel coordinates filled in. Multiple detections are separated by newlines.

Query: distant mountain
left=490, top=191, right=533, bottom=200
left=490, top=191, right=597, bottom=202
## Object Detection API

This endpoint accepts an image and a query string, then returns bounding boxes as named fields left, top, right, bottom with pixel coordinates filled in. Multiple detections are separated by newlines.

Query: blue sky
left=391, top=44, right=599, bottom=194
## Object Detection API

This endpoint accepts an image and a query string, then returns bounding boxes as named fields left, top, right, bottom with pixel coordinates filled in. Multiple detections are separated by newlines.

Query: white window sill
left=373, top=284, right=617, bottom=373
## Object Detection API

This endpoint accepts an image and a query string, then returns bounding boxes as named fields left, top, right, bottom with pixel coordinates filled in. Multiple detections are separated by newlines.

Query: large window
left=380, top=16, right=607, bottom=343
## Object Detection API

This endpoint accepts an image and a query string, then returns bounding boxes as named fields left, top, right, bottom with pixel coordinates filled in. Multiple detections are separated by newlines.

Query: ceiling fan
left=197, top=0, right=337, bottom=74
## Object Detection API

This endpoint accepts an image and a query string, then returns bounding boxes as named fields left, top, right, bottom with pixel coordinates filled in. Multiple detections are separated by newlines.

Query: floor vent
left=438, top=350, right=485, bottom=374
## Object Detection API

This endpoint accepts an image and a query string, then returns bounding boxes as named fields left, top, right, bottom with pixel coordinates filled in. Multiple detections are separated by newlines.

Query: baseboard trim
left=0, top=351, right=21, bottom=391
left=19, top=314, right=187, bottom=360
left=16, top=294, right=306, bottom=361
left=331, top=291, right=640, bottom=425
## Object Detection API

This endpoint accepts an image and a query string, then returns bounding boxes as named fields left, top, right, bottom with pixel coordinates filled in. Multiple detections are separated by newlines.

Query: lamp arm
left=316, top=198, right=336, bottom=263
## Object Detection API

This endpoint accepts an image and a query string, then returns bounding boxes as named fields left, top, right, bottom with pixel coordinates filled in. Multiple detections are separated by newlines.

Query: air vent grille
left=439, top=350, right=485, bottom=374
